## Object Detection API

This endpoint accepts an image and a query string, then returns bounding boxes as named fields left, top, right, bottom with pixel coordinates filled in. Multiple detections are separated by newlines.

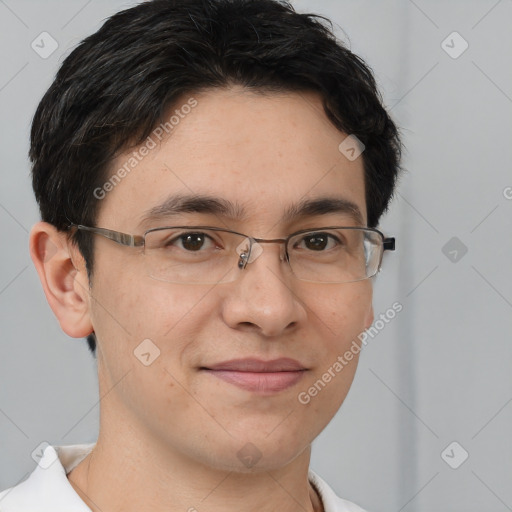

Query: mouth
left=200, top=358, right=307, bottom=394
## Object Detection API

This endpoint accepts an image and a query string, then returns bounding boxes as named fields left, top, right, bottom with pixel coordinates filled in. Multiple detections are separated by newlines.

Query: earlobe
left=29, top=222, right=94, bottom=338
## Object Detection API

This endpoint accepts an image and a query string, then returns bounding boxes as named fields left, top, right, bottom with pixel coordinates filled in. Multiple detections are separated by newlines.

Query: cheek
left=296, top=282, right=372, bottom=415
left=90, top=275, right=218, bottom=416
left=303, top=281, right=373, bottom=346
left=89, top=263, right=218, bottom=371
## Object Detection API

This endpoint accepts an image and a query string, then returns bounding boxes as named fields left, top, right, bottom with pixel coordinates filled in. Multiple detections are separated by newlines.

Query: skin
left=30, top=87, right=374, bottom=512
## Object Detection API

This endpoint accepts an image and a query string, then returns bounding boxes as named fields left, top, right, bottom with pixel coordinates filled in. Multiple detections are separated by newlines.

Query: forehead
left=96, top=87, right=367, bottom=231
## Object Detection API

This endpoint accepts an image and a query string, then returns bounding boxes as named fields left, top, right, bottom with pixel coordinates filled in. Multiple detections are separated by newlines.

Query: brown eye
left=179, top=233, right=208, bottom=251
left=304, top=234, right=327, bottom=250
left=299, top=233, right=339, bottom=251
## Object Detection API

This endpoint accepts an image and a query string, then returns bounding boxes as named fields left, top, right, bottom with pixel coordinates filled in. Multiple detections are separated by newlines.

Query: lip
left=201, top=358, right=307, bottom=393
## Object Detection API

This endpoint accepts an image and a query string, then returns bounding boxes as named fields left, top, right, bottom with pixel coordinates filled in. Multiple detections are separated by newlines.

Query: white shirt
left=0, top=443, right=367, bottom=512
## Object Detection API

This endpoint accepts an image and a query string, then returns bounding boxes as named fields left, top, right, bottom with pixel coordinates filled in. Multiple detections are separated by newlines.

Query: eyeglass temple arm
left=72, top=225, right=145, bottom=247
left=383, top=237, right=395, bottom=251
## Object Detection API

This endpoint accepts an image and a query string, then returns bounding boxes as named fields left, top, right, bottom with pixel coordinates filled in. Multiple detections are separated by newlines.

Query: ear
left=29, top=222, right=93, bottom=338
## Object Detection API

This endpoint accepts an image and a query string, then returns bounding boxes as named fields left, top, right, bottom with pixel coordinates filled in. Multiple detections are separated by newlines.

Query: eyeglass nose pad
left=238, top=252, right=248, bottom=269
left=236, top=238, right=252, bottom=269
left=235, top=238, right=263, bottom=269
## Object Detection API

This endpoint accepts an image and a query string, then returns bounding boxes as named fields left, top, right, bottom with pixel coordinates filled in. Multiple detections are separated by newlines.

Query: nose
left=220, top=242, right=307, bottom=337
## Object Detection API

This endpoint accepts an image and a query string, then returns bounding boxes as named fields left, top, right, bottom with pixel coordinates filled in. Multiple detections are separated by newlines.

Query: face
left=83, top=87, right=374, bottom=472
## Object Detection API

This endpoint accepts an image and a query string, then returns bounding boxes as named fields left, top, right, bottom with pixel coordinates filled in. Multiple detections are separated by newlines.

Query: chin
left=202, top=434, right=311, bottom=474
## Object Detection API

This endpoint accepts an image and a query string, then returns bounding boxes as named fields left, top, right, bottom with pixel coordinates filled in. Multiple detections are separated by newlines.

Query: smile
left=201, top=358, right=307, bottom=393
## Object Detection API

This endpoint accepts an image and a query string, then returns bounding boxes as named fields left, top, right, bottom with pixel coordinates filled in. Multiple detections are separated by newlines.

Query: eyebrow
left=282, top=197, right=364, bottom=226
left=139, top=194, right=365, bottom=227
left=139, top=194, right=247, bottom=226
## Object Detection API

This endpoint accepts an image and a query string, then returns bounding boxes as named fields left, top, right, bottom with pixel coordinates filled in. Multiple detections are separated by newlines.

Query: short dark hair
left=30, top=0, right=403, bottom=355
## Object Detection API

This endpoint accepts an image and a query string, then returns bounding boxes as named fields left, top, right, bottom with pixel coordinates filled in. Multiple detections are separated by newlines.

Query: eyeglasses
left=69, top=224, right=395, bottom=285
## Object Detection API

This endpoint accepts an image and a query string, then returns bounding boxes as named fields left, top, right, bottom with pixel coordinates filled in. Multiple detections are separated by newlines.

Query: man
left=0, top=0, right=401, bottom=510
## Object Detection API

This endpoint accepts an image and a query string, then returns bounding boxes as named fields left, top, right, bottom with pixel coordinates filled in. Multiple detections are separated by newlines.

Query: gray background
left=1, top=1, right=511, bottom=511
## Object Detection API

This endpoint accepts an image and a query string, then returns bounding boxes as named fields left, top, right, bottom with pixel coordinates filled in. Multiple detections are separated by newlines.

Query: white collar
left=0, top=443, right=366, bottom=512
